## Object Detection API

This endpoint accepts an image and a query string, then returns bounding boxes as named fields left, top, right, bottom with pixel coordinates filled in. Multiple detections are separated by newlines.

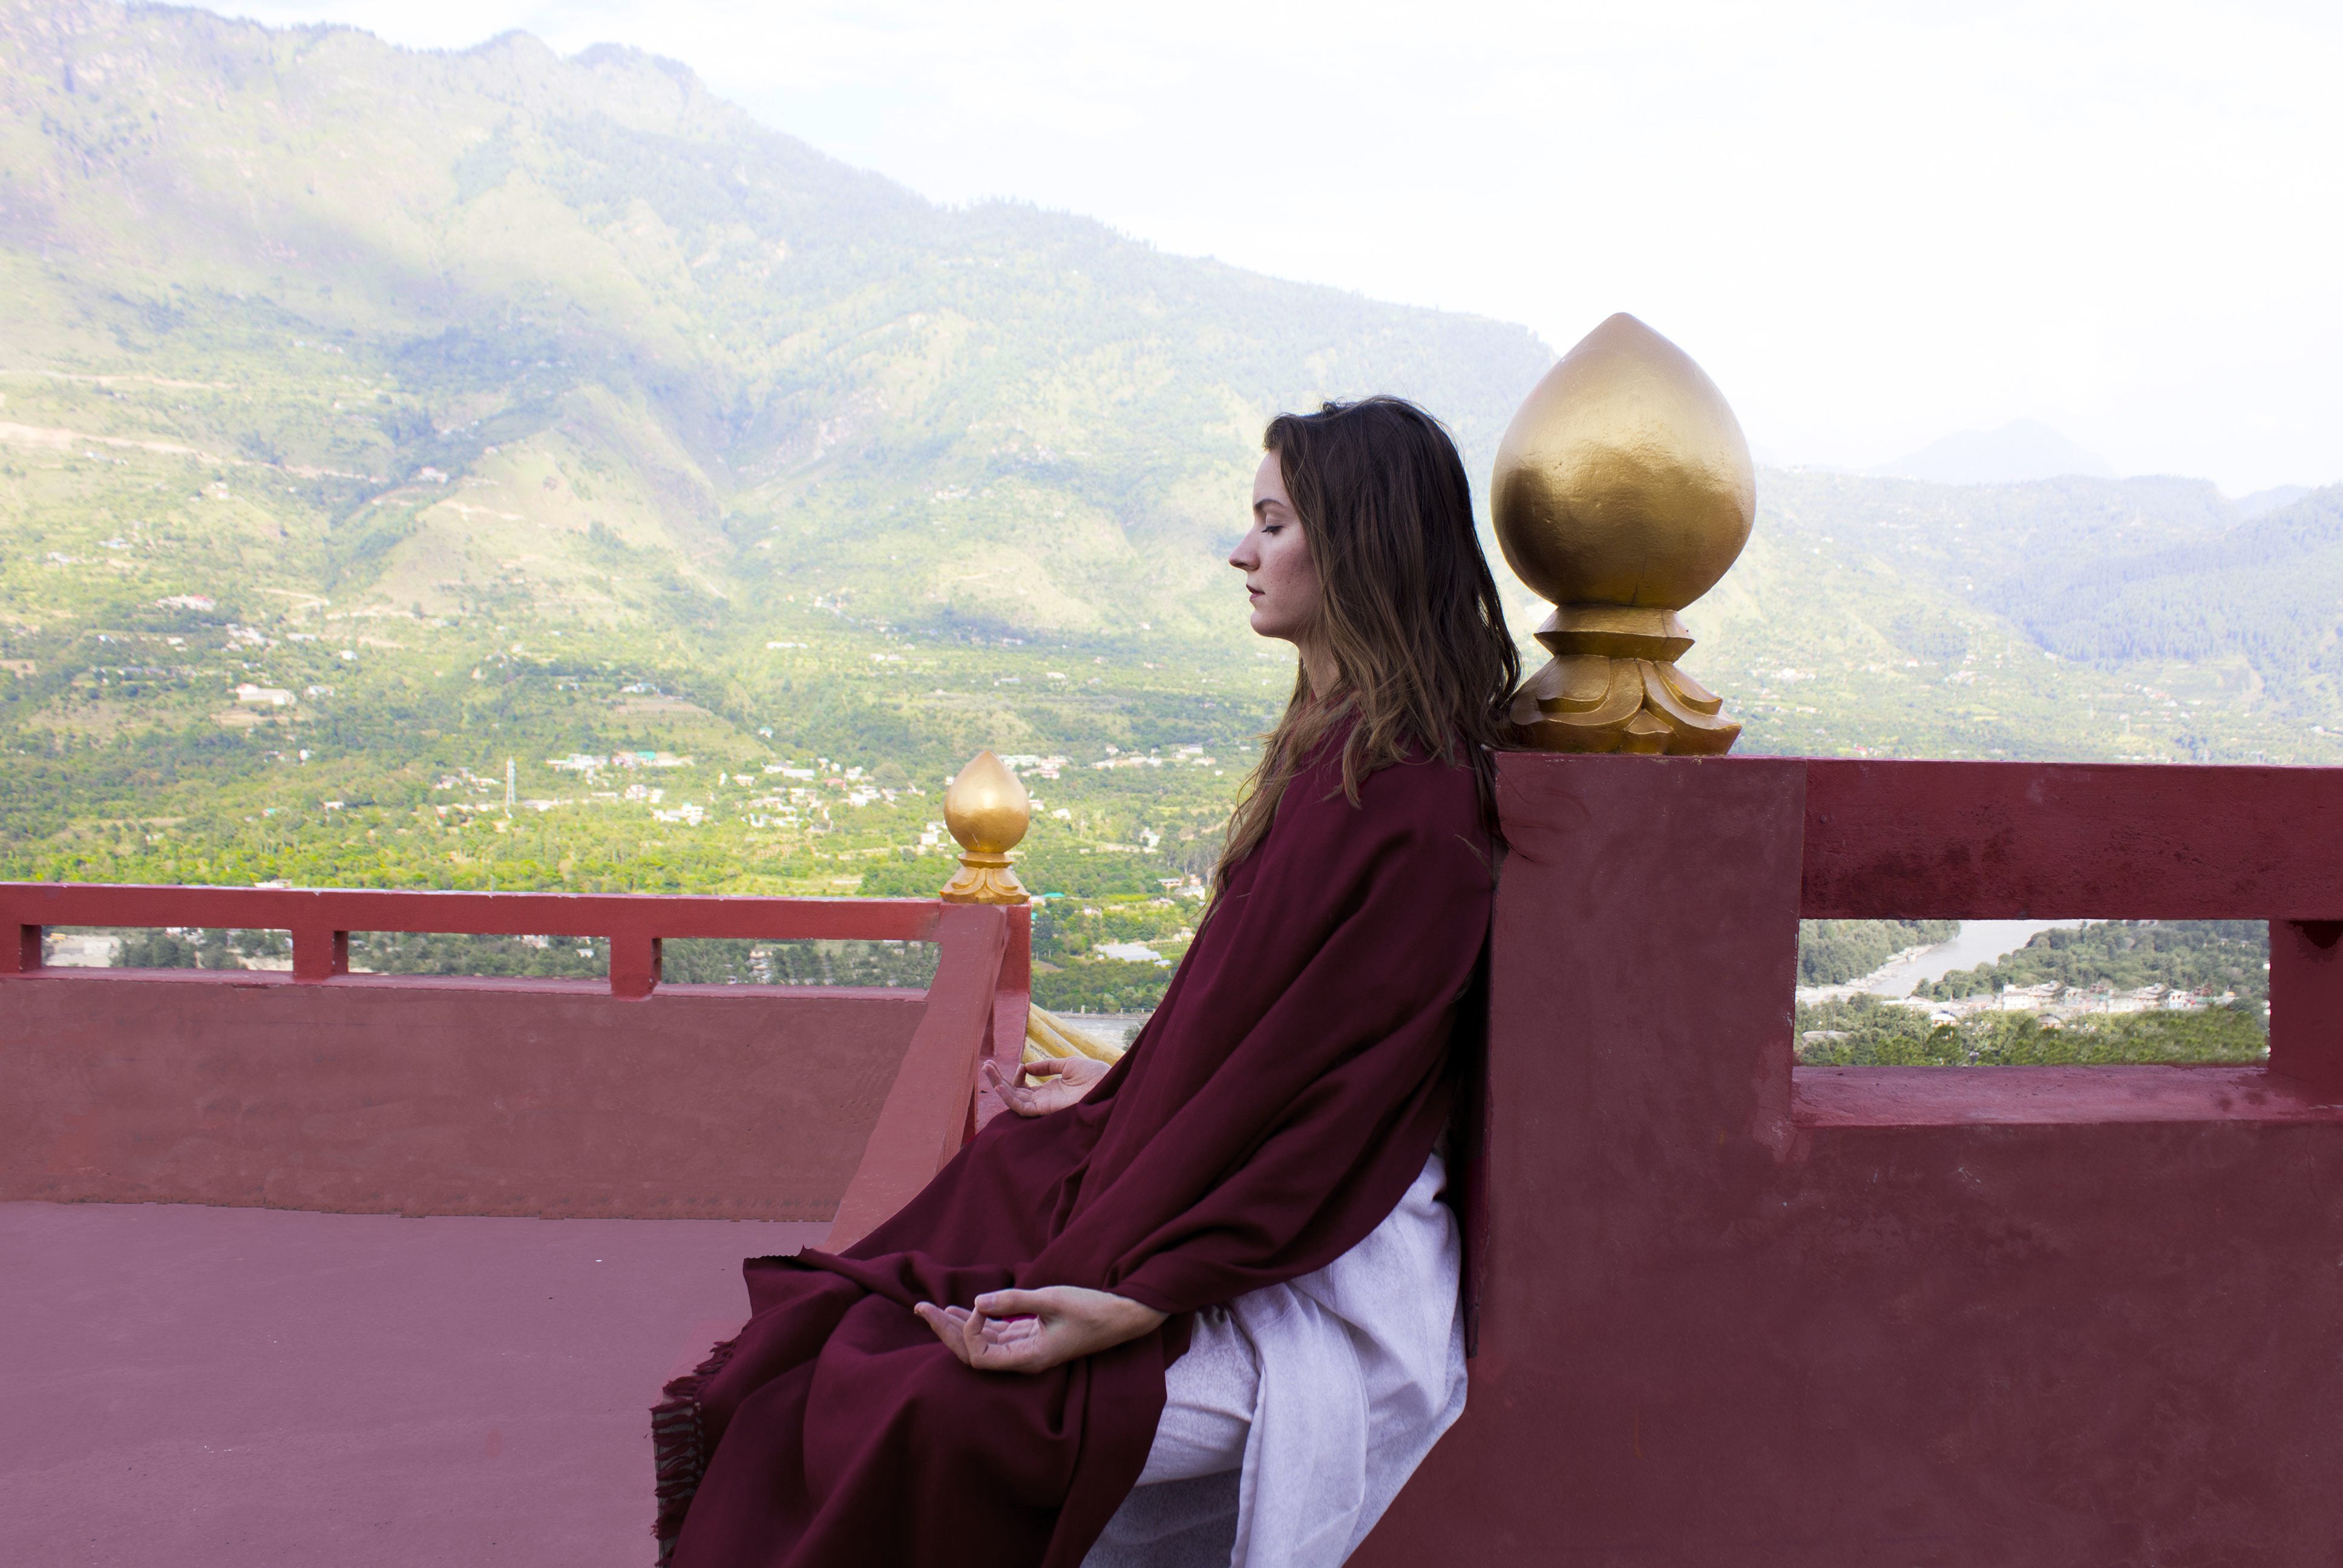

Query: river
left=1852, top=920, right=2092, bottom=998
left=1079, top=921, right=2097, bottom=1031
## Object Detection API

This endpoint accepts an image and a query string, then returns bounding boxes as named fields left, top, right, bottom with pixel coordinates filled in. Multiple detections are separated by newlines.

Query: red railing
left=0, top=882, right=1030, bottom=1241
left=1798, top=758, right=2343, bottom=1100
left=0, top=882, right=963, bottom=996
left=1363, top=751, right=2343, bottom=1568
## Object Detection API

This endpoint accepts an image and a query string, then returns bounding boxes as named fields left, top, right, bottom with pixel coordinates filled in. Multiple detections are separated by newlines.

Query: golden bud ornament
left=1495, top=313, right=1753, bottom=754
left=940, top=749, right=1031, bottom=904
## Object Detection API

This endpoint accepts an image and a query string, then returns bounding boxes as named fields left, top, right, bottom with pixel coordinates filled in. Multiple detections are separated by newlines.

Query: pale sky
left=223, top=0, right=2343, bottom=494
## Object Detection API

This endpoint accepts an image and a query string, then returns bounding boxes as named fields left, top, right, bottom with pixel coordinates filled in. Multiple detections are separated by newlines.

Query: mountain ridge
left=1875, top=419, right=2114, bottom=485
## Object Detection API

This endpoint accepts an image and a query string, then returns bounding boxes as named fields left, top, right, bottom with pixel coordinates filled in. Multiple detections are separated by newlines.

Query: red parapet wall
left=14, top=762, right=2343, bottom=1558
left=1360, top=754, right=2343, bottom=1566
left=0, top=884, right=1025, bottom=1227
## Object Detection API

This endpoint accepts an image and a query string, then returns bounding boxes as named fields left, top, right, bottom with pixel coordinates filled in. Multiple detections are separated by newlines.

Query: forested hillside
left=3, top=2, right=2340, bottom=1010
left=0, top=0, right=1545, bottom=643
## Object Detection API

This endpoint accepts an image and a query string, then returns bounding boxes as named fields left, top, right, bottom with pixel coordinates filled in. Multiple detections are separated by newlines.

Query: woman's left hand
left=913, top=1286, right=1167, bottom=1374
left=983, top=1055, right=1110, bottom=1117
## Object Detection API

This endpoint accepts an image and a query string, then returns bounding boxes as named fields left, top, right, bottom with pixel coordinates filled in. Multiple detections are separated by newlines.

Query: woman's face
left=1230, top=451, right=1321, bottom=644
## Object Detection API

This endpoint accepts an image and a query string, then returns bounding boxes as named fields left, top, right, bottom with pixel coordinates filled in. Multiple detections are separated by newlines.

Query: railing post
left=611, top=932, right=662, bottom=999
left=291, top=923, right=347, bottom=982
left=974, top=904, right=1033, bottom=1132
left=2270, top=920, right=2343, bottom=1096
left=4, top=923, right=39, bottom=973
left=826, top=902, right=1009, bottom=1250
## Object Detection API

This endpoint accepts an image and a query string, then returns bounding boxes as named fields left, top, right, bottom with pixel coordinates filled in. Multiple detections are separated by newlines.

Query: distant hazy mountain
left=1878, top=419, right=2115, bottom=485
left=2235, top=485, right=2312, bottom=519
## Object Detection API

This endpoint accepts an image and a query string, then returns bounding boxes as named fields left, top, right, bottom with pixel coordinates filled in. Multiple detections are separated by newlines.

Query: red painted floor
left=2, top=1201, right=825, bottom=1567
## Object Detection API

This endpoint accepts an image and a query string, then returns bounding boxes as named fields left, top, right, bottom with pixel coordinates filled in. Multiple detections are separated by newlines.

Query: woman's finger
left=972, top=1288, right=1052, bottom=1319
left=978, top=1314, right=1043, bottom=1344
left=971, top=1339, right=1053, bottom=1373
left=983, top=1060, right=1047, bottom=1117
left=913, top=1302, right=972, bottom=1367
left=968, top=1317, right=1061, bottom=1371
left=959, top=1306, right=995, bottom=1365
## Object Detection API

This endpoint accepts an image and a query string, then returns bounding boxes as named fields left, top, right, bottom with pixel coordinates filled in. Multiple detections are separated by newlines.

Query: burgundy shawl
left=655, top=732, right=1495, bottom=1568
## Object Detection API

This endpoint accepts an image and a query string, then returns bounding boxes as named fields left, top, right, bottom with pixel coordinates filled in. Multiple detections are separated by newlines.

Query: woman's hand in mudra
left=913, top=1286, right=1167, bottom=1374
left=983, top=1055, right=1109, bottom=1117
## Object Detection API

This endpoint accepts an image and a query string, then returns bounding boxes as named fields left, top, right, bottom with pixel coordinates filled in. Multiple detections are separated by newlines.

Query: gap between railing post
left=2270, top=920, right=2343, bottom=1096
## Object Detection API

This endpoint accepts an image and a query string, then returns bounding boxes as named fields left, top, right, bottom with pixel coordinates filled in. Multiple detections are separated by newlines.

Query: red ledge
left=1793, top=1064, right=2343, bottom=1127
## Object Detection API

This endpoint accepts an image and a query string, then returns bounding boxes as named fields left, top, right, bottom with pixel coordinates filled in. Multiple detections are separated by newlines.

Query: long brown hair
left=1213, top=396, right=1519, bottom=892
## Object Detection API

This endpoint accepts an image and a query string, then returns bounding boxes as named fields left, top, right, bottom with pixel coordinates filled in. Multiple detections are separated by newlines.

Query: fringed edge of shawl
left=650, top=1333, right=742, bottom=1567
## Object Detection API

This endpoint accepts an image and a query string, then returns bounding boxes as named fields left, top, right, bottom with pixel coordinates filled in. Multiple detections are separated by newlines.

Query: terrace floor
left=3, top=1201, right=825, bottom=1567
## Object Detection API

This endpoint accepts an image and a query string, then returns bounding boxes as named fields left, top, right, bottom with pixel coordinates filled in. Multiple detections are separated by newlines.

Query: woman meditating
left=654, top=395, right=1519, bottom=1568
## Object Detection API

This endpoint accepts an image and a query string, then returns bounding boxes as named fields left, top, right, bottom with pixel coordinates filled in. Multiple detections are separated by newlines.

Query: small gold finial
left=1495, top=313, right=1753, bottom=755
left=940, top=749, right=1031, bottom=904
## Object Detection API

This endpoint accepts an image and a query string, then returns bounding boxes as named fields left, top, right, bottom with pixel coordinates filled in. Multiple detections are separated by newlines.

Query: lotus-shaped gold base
left=1510, top=607, right=1739, bottom=756
left=941, top=848, right=1029, bottom=904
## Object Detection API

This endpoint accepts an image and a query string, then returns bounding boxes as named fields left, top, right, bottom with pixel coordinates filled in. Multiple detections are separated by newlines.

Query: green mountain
left=3, top=0, right=2341, bottom=1005
left=0, top=0, right=1546, bottom=647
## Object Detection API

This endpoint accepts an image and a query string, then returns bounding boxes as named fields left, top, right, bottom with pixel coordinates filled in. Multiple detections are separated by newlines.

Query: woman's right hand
left=914, top=1285, right=1166, bottom=1373
left=983, top=1055, right=1110, bottom=1117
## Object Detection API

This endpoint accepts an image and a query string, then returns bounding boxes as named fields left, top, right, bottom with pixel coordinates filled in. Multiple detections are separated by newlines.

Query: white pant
left=1086, top=1154, right=1468, bottom=1568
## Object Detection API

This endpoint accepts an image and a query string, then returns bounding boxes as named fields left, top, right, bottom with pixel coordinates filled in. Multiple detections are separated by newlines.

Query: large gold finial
left=1495, top=313, right=1753, bottom=754
left=940, top=750, right=1031, bottom=904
